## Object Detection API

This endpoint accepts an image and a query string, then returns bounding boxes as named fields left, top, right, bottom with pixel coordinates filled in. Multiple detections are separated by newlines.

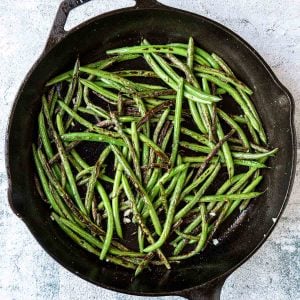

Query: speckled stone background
left=0, top=1, right=299, bottom=299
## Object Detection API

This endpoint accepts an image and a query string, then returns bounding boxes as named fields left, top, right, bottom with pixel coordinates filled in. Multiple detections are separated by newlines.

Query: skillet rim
left=5, top=3, right=297, bottom=297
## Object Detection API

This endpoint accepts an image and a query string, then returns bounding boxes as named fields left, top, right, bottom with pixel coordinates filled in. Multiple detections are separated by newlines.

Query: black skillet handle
left=178, top=278, right=226, bottom=300
left=135, top=0, right=164, bottom=8
left=45, top=0, right=92, bottom=51
left=45, top=0, right=165, bottom=51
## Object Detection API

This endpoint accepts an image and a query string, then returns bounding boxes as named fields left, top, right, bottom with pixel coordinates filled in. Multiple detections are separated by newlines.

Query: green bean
left=146, top=124, right=173, bottom=192
left=133, top=89, right=176, bottom=100
left=42, top=97, right=86, bottom=214
left=34, top=175, right=48, bottom=204
left=170, top=203, right=208, bottom=260
left=168, top=43, right=219, bottom=69
left=201, top=77, right=217, bottom=142
left=49, top=90, right=59, bottom=117
left=135, top=253, right=154, bottom=276
left=195, top=66, right=253, bottom=95
left=148, top=173, right=181, bottom=216
left=101, top=78, right=133, bottom=94
left=193, top=128, right=234, bottom=180
left=65, top=81, right=83, bottom=130
left=181, top=162, right=219, bottom=199
left=215, top=117, right=235, bottom=177
left=175, top=230, right=200, bottom=241
left=38, top=111, right=54, bottom=158
left=180, top=141, right=218, bottom=155
left=77, top=177, right=90, bottom=186
left=144, top=168, right=188, bottom=252
left=133, top=95, right=150, bottom=169
left=49, top=185, right=74, bottom=222
left=93, top=80, right=125, bottom=92
left=82, top=76, right=111, bottom=120
left=211, top=53, right=235, bottom=77
left=168, top=51, right=212, bottom=138
left=110, top=145, right=162, bottom=235
left=239, top=89, right=267, bottom=144
left=185, top=173, right=247, bottom=244
left=216, top=88, right=226, bottom=95
left=59, top=58, right=80, bottom=120
left=107, top=44, right=210, bottom=66
left=226, top=176, right=263, bottom=217
left=58, top=101, right=120, bottom=138
left=76, top=167, right=99, bottom=181
left=204, top=201, right=231, bottom=249
left=183, top=156, right=266, bottom=168
left=187, top=37, right=195, bottom=70
left=150, top=48, right=221, bottom=104
left=231, top=159, right=267, bottom=168
left=46, top=54, right=139, bottom=86
left=183, top=191, right=262, bottom=202
left=122, top=175, right=170, bottom=269
left=68, top=151, right=88, bottom=170
left=170, top=78, right=184, bottom=165
left=228, top=137, right=270, bottom=153
left=145, top=107, right=170, bottom=184
left=229, top=145, right=248, bottom=152
left=185, top=37, right=209, bottom=133
left=55, top=213, right=143, bottom=257
left=80, top=67, right=142, bottom=91
left=167, top=53, right=197, bottom=87
left=228, top=167, right=259, bottom=196
left=60, top=162, right=67, bottom=188
left=52, top=213, right=136, bottom=269
left=131, top=82, right=166, bottom=91
left=239, top=176, right=263, bottom=211
left=37, top=148, right=107, bottom=237
left=131, top=122, right=140, bottom=160
left=249, top=143, right=270, bottom=153
left=80, top=78, right=119, bottom=102
left=33, top=145, right=61, bottom=214
left=136, top=100, right=173, bottom=129
left=111, top=147, right=128, bottom=239
left=95, top=182, right=114, bottom=260
left=190, top=103, right=208, bottom=133
left=113, top=69, right=158, bottom=78
left=138, top=226, right=144, bottom=253
left=164, top=172, right=181, bottom=198
left=78, top=106, right=138, bottom=123
left=145, top=164, right=189, bottom=205
left=141, top=44, right=221, bottom=104
left=79, top=105, right=109, bottom=121
left=245, top=115, right=260, bottom=145
left=112, top=115, right=142, bottom=181
left=61, top=132, right=125, bottom=147
left=85, top=150, right=109, bottom=214
left=72, top=147, right=111, bottom=174
left=159, top=183, right=168, bottom=213
left=232, top=148, right=278, bottom=160
left=216, top=108, right=250, bottom=150
left=124, top=128, right=168, bottom=162
left=174, top=163, right=221, bottom=223
left=198, top=73, right=260, bottom=131
left=172, top=211, right=203, bottom=255
left=231, top=115, right=247, bottom=124
left=181, top=127, right=215, bottom=148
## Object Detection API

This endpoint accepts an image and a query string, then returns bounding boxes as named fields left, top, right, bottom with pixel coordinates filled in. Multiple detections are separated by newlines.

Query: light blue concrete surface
left=0, top=1, right=299, bottom=299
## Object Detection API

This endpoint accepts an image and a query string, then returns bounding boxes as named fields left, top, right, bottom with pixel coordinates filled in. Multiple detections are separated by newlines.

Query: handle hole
left=64, top=0, right=135, bottom=31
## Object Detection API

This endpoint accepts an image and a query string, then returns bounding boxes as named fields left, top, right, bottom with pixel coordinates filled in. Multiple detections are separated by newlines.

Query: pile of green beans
left=33, top=38, right=277, bottom=275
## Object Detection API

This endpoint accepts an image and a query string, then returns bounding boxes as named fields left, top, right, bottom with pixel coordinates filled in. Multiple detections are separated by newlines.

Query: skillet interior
left=7, top=6, right=295, bottom=296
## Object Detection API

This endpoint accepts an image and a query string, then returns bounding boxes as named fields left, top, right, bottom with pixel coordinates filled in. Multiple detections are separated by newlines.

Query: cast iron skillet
left=6, top=0, right=296, bottom=299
